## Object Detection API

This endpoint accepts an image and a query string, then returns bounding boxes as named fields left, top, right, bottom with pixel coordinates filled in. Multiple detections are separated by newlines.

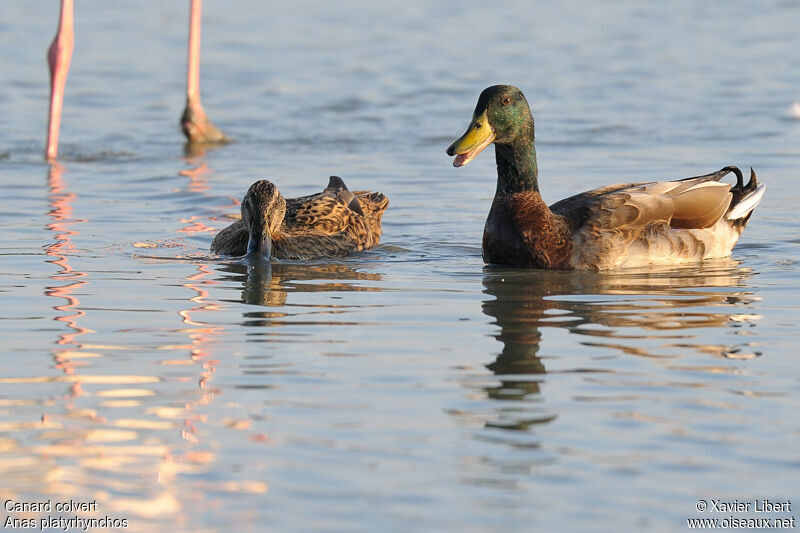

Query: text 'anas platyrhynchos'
left=211, top=176, right=388, bottom=260
left=447, top=85, right=766, bottom=270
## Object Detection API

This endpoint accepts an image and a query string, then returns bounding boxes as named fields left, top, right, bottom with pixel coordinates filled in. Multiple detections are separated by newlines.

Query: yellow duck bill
left=446, top=109, right=496, bottom=167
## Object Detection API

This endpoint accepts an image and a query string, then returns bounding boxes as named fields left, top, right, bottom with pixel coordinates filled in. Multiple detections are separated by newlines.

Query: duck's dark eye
left=474, top=122, right=482, bottom=130
left=502, top=96, right=512, bottom=106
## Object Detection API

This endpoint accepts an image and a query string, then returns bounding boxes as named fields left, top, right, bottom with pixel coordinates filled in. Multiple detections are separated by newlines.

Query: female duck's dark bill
left=446, top=109, right=496, bottom=167
left=246, top=231, right=272, bottom=259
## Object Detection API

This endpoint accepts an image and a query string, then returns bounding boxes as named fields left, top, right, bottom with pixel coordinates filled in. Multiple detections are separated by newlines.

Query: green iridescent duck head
left=446, top=85, right=535, bottom=167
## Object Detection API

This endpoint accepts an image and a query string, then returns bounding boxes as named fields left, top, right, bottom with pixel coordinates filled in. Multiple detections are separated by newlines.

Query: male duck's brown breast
left=483, top=194, right=573, bottom=269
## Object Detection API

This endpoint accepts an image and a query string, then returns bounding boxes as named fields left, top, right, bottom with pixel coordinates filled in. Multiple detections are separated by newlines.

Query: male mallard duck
left=446, top=85, right=766, bottom=270
left=211, top=176, right=388, bottom=259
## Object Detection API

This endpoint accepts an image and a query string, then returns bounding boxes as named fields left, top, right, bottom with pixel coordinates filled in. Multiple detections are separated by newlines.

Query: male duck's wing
left=550, top=182, right=643, bottom=231
left=551, top=167, right=740, bottom=232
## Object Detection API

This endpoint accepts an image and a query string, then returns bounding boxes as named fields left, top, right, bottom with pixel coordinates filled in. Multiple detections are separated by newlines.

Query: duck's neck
left=494, top=139, right=539, bottom=196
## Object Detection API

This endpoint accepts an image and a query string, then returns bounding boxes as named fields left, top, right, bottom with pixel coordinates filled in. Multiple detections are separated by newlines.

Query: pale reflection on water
left=3, top=167, right=182, bottom=528
left=0, top=166, right=270, bottom=530
left=0, top=204, right=388, bottom=530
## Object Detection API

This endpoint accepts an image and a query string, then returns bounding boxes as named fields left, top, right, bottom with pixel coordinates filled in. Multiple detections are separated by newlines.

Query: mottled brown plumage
left=448, top=85, right=766, bottom=270
left=211, top=176, right=388, bottom=260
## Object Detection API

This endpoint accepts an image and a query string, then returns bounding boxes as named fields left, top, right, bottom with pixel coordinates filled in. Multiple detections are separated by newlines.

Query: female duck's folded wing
left=325, top=176, right=364, bottom=216
left=211, top=219, right=248, bottom=255
left=286, top=176, right=362, bottom=213
left=285, top=194, right=351, bottom=233
left=284, top=176, right=367, bottom=233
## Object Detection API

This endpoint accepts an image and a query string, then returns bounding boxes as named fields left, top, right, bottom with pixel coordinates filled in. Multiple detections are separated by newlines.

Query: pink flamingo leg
left=46, top=0, right=75, bottom=161
left=181, top=0, right=227, bottom=144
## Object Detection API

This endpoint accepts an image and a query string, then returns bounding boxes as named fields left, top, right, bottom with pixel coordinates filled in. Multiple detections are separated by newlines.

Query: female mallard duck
left=446, top=85, right=766, bottom=270
left=211, top=176, right=388, bottom=259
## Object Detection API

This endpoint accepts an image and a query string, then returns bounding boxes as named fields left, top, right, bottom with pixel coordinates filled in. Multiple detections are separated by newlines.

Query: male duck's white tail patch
left=727, top=183, right=766, bottom=220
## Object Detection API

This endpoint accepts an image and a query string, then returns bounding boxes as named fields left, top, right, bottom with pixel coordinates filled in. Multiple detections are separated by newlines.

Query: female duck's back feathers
left=279, top=178, right=388, bottom=258
left=211, top=176, right=388, bottom=260
left=447, top=85, right=765, bottom=270
left=286, top=176, right=363, bottom=220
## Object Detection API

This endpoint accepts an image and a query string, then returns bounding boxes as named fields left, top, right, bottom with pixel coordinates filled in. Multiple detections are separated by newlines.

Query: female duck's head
left=446, top=85, right=534, bottom=167
left=240, top=180, right=287, bottom=259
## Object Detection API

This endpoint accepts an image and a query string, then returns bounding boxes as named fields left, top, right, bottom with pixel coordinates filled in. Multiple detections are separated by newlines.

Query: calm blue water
left=1, top=1, right=799, bottom=531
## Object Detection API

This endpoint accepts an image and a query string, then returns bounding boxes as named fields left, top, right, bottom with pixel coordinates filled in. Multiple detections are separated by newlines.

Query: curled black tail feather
left=746, top=167, right=757, bottom=190
left=730, top=167, right=758, bottom=208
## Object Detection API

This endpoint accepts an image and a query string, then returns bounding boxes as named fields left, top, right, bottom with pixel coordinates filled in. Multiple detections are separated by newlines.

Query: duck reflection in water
left=480, top=261, right=761, bottom=429
left=216, top=260, right=382, bottom=309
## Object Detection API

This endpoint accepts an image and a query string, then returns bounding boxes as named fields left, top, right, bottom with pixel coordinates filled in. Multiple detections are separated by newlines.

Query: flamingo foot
left=181, top=101, right=228, bottom=144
